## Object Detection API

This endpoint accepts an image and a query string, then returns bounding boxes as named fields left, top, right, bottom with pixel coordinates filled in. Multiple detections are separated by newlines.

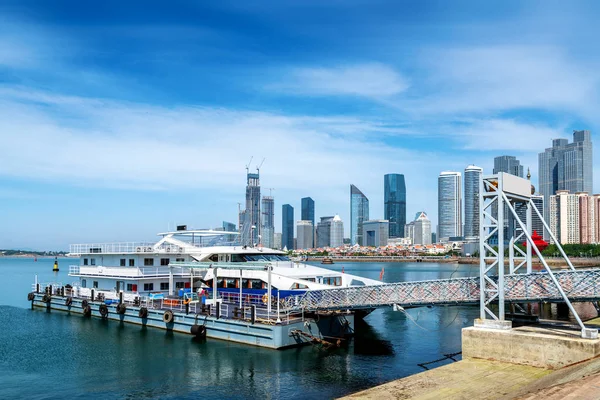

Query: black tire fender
left=27, top=292, right=35, bottom=301
left=99, top=304, right=109, bottom=317
left=163, top=310, right=174, bottom=324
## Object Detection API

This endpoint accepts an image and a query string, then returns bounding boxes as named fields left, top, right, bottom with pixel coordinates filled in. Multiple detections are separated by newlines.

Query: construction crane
left=245, top=156, right=253, bottom=174
left=256, top=158, right=265, bottom=173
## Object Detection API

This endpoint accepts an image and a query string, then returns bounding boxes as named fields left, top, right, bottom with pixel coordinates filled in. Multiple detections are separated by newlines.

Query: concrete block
left=582, top=328, right=599, bottom=339
left=474, top=318, right=512, bottom=330
left=463, top=325, right=600, bottom=369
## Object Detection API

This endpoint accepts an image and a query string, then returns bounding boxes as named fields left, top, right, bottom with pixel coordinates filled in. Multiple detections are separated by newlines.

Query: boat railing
left=69, top=242, right=186, bottom=255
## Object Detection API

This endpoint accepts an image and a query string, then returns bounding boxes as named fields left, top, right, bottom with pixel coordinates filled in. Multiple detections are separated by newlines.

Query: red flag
left=379, top=267, right=385, bottom=281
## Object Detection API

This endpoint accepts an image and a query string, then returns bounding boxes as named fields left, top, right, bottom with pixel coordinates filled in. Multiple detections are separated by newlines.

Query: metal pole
left=479, top=175, right=486, bottom=320
left=213, top=266, right=217, bottom=304
left=529, top=199, right=575, bottom=271
left=239, top=269, right=243, bottom=310
left=526, top=201, right=532, bottom=274
left=509, top=237, right=515, bottom=274
left=504, top=193, right=586, bottom=331
left=169, top=266, right=174, bottom=296
left=497, top=175, right=505, bottom=320
left=267, top=264, right=272, bottom=316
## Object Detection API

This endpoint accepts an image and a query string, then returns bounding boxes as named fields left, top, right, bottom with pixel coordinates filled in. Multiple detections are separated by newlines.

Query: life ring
left=116, top=303, right=126, bottom=314
left=83, top=305, right=92, bottom=317
left=27, top=292, right=35, bottom=301
left=65, top=297, right=73, bottom=306
left=139, top=307, right=148, bottom=318
left=163, top=310, right=174, bottom=323
left=42, top=294, right=51, bottom=303
left=262, top=294, right=270, bottom=304
left=81, top=300, right=89, bottom=309
left=166, top=247, right=171, bottom=253
left=99, top=304, right=109, bottom=318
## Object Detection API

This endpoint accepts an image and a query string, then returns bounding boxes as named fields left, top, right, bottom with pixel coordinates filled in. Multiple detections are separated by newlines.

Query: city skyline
left=3, top=2, right=600, bottom=249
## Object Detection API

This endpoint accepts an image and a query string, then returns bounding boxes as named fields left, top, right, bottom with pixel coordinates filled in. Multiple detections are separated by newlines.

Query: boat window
left=144, top=283, right=154, bottom=291
left=242, top=279, right=249, bottom=288
left=144, top=258, right=154, bottom=266
left=93, top=281, right=98, bottom=289
left=120, top=259, right=126, bottom=267
left=242, top=254, right=290, bottom=262
left=250, top=279, right=263, bottom=289
left=225, top=279, right=237, bottom=289
left=126, top=283, right=133, bottom=291
left=335, top=277, right=341, bottom=286
left=208, top=254, right=219, bottom=262
left=231, top=254, right=245, bottom=262
left=129, top=259, right=135, bottom=267
left=160, top=258, right=169, bottom=266
left=176, top=258, right=184, bottom=262
left=83, top=258, right=88, bottom=266
left=81, top=279, right=86, bottom=288
left=90, top=258, right=96, bottom=266
left=175, top=282, right=185, bottom=289
left=304, top=278, right=316, bottom=282
left=160, top=282, right=169, bottom=290
left=293, top=283, right=309, bottom=289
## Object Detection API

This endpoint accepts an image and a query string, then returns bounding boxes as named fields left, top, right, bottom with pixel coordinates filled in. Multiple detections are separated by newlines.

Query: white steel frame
left=479, top=173, right=597, bottom=338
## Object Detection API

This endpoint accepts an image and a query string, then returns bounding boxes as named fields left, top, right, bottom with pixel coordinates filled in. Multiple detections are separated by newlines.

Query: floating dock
left=28, top=286, right=354, bottom=349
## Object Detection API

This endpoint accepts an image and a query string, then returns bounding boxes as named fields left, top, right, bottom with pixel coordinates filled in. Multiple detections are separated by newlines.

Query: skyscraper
left=242, top=170, right=261, bottom=246
left=494, top=155, right=524, bottom=177
left=362, top=220, right=389, bottom=247
left=350, top=184, right=369, bottom=245
left=296, top=220, right=314, bottom=250
left=222, top=221, right=237, bottom=243
left=261, top=196, right=274, bottom=248
left=301, top=197, right=315, bottom=248
left=539, top=131, right=593, bottom=234
left=464, top=165, right=483, bottom=241
left=413, top=212, right=432, bottom=245
left=316, top=216, right=334, bottom=248
left=330, top=215, right=344, bottom=248
left=384, top=174, right=407, bottom=238
left=438, top=171, right=462, bottom=240
left=281, top=204, right=294, bottom=250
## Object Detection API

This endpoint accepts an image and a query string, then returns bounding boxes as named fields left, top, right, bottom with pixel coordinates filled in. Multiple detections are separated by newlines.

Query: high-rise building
left=350, top=185, right=369, bottom=246
left=242, top=171, right=261, bottom=246
left=438, top=171, right=462, bottom=241
left=261, top=196, right=274, bottom=248
left=531, top=195, right=545, bottom=237
left=549, top=191, right=597, bottom=244
left=296, top=220, right=314, bottom=250
left=464, top=165, right=483, bottom=242
left=330, top=215, right=344, bottom=248
left=273, top=233, right=282, bottom=250
left=413, top=212, right=432, bottom=245
left=539, top=131, right=593, bottom=236
left=362, top=220, right=389, bottom=247
left=301, top=197, right=315, bottom=247
left=282, top=204, right=294, bottom=250
left=384, top=174, right=406, bottom=238
left=494, top=155, right=524, bottom=177
left=404, top=221, right=415, bottom=241
left=316, top=216, right=334, bottom=248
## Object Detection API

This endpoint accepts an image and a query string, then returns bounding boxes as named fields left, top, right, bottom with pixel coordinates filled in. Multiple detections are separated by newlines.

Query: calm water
left=0, top=257, right=480, bottom=399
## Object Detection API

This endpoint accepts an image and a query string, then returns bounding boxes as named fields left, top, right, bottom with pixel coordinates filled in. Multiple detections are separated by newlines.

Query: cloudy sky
left=1, top=1, right=599, bottom=249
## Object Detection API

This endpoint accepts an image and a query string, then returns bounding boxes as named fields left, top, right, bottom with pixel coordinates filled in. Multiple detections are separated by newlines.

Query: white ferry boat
left=27, top=228, right=382, bottom=348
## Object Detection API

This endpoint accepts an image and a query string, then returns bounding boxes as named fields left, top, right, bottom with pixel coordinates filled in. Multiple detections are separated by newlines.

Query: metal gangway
left=288, top=269, right=600, bottom=311
left=288, top=173, right=599, bottom=339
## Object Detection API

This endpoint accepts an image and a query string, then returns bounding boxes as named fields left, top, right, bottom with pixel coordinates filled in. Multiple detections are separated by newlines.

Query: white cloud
left=271, top=63, right=409, bottom=98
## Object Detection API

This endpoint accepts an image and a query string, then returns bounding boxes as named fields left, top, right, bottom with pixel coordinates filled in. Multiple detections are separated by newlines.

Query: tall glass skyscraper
left=301, top=197, right=315, bottom=248
left=493, top=155, right=524, bottom=177
left=464, top=165, right=482, bottom=241
left=384, top=174, right=406, bottom=238
left=261, top=196, right=274, bottom=248
left=539, top=131, right=593, bottom=234
left=438, top=171, right=462, bottom=240
left=281, top=204, right=294, bottom=250
left=350, top=185, right=369, bottom=245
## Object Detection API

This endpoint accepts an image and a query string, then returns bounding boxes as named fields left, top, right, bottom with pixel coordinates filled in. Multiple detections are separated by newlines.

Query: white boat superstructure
left=67, top=229, right=383, bottom=301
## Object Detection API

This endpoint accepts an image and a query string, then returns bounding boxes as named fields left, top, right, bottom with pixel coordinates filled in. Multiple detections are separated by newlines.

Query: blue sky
left=1, top=1, right=600, bottom=250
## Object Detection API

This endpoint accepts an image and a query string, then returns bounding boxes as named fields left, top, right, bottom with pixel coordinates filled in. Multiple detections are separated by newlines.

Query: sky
left=1, top=1, right=600, bottom=250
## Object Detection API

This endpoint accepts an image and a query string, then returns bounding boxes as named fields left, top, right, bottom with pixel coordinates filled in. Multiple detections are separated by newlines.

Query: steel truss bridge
left=286, top=269, right=600, bottom=311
